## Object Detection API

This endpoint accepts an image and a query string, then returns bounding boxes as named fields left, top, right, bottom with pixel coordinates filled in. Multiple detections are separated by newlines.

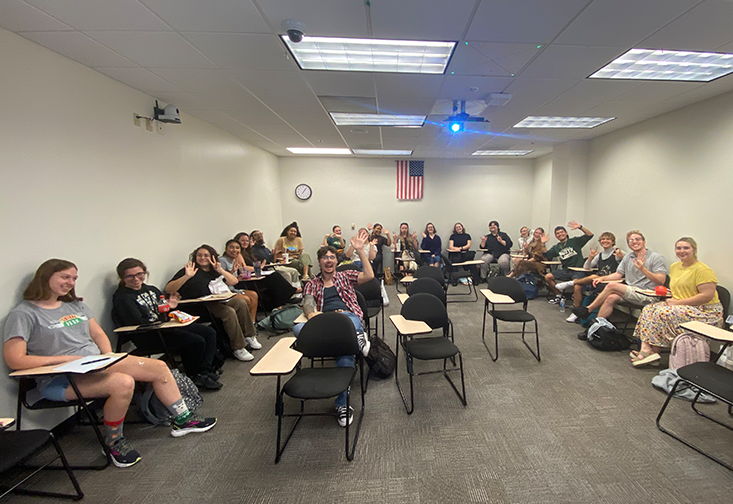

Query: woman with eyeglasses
left=112, top=258, right=222, bottom=390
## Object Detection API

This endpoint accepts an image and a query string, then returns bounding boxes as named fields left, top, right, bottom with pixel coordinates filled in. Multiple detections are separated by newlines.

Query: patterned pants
left=633, top=301, right=723, bottom=348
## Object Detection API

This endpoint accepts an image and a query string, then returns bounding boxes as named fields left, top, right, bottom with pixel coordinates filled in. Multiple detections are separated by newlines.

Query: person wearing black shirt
left=479, top=220, right=514, bottom=279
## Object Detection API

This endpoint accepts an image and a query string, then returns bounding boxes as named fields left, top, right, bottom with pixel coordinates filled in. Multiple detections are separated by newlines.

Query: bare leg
left=597, top=293, right=622, bottom=319
left=573, top=284, right=583, bottom=307
left=587, top=283, right=627, bottom=311
left=545, top=273, right=559, bottom=295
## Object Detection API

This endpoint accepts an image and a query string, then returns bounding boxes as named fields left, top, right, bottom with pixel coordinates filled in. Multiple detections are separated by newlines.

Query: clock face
left=295, top=183, right=312, bottom=200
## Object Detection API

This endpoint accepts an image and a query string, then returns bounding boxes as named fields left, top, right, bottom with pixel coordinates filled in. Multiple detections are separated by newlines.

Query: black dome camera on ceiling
left=281, top=19, right=306, bottom=43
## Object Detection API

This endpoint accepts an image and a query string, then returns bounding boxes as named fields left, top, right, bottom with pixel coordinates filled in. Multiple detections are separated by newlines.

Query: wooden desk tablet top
left=480, top=289, right=515, bottom=304
left=389, top=315, right=432, bottom=335
left=680, top=321, right=733, bottom=343
left=600, top=279, right=624, bottom=283
left=400, top=275, right=417, bottom=284
left=418, top=249, right=430, bottom=254
left=397, top=293, right=410, bottom=305
left=9, top=353, right=128, bottom=377
left=1, top=418, right=16, bottom=430
left=177, top=292, right=235, bottom=304
left=541, top=261, right=561, bottom=265
left=453, top=259, right=483, bottom=267
left=114, top=316, right=200, bottom=333
left=250, top=337, right=302, bottom=376
left=568, top=267, right=597, bottom=272
left=637, top=289, right=672, bottom=298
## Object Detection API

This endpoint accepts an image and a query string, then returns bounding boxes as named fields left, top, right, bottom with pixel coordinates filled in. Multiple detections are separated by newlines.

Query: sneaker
left=548, top=295, right=562, bottom=304
left=356, top=332, right=371, bottom=357
left=459, top=277, right=468, bottom=285
left=108, top=437, right=141, bottom=468
left=577, top=329, right=588, bottom=340
left=192, top=373, right=223, bottom=391
left=245, top=336, right=262, bottom=350
left=555, top=280, right=574, bottom=291
left=171, top=414, right=218, bottom=437
left=336, top=406, right=354, bottom=427
left=565, top=313, right=579, bottom=323
left=233, top=348, right=254, bottom=362
left=572, top=305, right=590, bottom=319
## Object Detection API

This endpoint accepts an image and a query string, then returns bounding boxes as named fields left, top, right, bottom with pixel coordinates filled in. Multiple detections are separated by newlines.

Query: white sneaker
left=356, top=332, right=371, bottom=357
left=565, top=313, right=579, bottom=323
left=556, top=281, right=574, bottom=291
left=336, top=406, right=354, bottom=427
left=233, top=348, right=254, bottom=362
left=245, top=336, right=262, bottom=350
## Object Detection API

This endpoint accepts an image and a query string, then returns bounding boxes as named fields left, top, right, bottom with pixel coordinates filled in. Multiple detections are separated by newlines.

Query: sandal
left=631, top=351, right=661, bottom=367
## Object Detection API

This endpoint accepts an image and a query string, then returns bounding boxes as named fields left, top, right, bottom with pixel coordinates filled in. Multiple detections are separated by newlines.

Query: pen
left=81, top=357, right=111, bottom=366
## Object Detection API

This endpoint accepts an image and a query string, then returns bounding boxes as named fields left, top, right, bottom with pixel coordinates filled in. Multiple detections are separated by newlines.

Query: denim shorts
left=39, top=375, right=71, bottom=402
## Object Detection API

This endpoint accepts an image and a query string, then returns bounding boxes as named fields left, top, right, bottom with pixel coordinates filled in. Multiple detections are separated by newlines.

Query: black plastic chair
left=413, top=265, right=447, bottom=292
left=441, top=254, right=478, bottom=302
left=276, top=312, right=365, bottom=462
left=484, top=277, right=540, bottom=362
left=336, top=263, right=362, bottom=272
left=407, top=277, right=447, bottom=306
left=656, top=361, right=733, bottom=471
left=355, top=278, right=384, bottom=339
left=396, top=293, right=466, bottom=414
left=0, top=429, right=83, bottom=500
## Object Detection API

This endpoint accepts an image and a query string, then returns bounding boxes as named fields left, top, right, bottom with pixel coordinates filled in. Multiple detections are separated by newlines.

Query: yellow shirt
left=669, top=261, right=719, bottom=304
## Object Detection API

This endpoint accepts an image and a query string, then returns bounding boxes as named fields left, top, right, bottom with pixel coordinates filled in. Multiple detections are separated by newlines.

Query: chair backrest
left=337, top=263, right=361, bottom=272
left=355, top=290, right=369, bottom=324
left=488, top=277, right=527, bottom=305
left=407, top=277, right=447, bottom=306
left=295, top=312, right=359, bottom=358
left=414, top=265, right=445, bottom=287
left=401, top=292, right=448, bottom=330
left=356, top=278, right=381, bottom=307
left=717, top=285, right=731, bottom=323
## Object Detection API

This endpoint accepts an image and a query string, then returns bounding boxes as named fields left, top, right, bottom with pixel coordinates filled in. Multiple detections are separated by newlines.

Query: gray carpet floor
left=5, top=282, right=733, bottom=503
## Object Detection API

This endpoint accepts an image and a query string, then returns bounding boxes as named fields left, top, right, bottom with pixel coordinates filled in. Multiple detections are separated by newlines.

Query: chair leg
left=485, top=314, right=499, bottom=362
left=521, top=320, right=541, bottom=362
left=63, top=376, right=111, bottom=470
left=275, top=396, right=304, bottom=464
left=394, top=333, right=415, bottom=414
left=442, top=353, right=467, bottom=407
left=345, top=360, right=366, bottom=461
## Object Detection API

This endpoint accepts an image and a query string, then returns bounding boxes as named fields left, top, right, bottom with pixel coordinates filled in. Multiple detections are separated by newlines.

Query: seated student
left=293, top=230, right=373, bottom=427
left=517, top=226, right=533, bottom=252
left=447, top=222, right=474, bottom=285
left=420, top=222, right=442, bottom=267
left=112, top=258, right=222, bottom=390
left=247, top=230, right=300, bottom=287
left=368, top=223, right=391, bottom=275
left=553, top=232, right=624, bottom=323
left=166, top=245, right=259, bottom=362
left=274, top=222, right=312, bottom=281
left=322, top=225, right=346, bottom=261
left=4, top=259, right=217, bottom=468
left=219, top=239, right=259, bottom=322
left=343, top=227, right=377, bottom=270
left=509, top=227, right=547, bottom=278
left=542, top=221, right=594, bottom=307
left=573, top=230, right=667, bottom=322
left=479, top=220, right=513, bottom=280
left=393, top=222, right=419, bottom=275
left=630, top=237, right=723, bottom=367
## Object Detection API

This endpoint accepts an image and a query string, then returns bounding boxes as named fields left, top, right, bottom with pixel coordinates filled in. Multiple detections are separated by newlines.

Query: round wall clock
left=295, top=183, right=312, bottom=200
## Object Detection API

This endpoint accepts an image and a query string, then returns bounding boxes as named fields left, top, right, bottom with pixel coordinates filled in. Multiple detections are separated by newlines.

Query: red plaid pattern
left=304, top=269, right=363, bottom=319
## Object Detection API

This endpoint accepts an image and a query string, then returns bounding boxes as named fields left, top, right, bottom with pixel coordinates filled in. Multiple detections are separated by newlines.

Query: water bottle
left=254, top=261, right=262, bottom=277
left=559, top=297, right=566, bottom=313
left=157, top=295, right=170, bottom=322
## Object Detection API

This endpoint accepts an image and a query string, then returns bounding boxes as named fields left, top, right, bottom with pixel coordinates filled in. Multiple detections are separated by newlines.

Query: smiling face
left=226, top=242, right=241, bottom=259
left=454, top=223, right=464, bottom=234
left=555, top=228, right=568, bottom=242
left=195, top=248, right=212, bottom=269
left=318, top=250, right=338, bottom=275
left=400, top=224, right=409, bottom=235
left=373, top=225, right=382, bottom=236
left=627, top=234, right=645, bottom=253
left=533, top=228, right=543, bottom=241
left=599, top=236, right=614, bottom=249
left=333, top=226, right=341, bottom=235
left=251, top=231, right=263, bottom=245
left=489, top=223, right=498, bottom=234
left=48, top=268, right=78, bottom=299
left=675, top=240, right=696, bottom=262
left=520, top=227, right=529, bottom=238
left=427, top=223, right=435, bottom=234
left=287, top=227, right=298, bottom=239
left=122, top=266, right=147, bottom=290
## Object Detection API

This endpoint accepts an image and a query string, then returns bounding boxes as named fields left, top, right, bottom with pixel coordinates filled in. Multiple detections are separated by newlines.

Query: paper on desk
left=53, top=355, right=117, bottom=373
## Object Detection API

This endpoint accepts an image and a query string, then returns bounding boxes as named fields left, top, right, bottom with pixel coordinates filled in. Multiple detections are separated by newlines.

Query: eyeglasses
left=628, top=238, right=643, bottom=242
left=322, top=255, right=337, bottom=260
left=124, top=272, right=148, bottom=281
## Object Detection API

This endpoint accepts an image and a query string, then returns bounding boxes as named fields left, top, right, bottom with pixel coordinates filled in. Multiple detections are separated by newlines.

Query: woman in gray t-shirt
left=4, top=259, right=217, bottom=468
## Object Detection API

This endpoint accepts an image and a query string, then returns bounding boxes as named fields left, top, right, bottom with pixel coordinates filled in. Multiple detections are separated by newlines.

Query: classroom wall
left=586, top=89, right=733, bottom=294
left=0, top=29, right=282, bottom=428
left=277, top=157, right=536, bottom=263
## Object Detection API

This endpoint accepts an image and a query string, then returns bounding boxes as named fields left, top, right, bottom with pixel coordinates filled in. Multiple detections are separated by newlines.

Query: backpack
left=516, top=273, right=538, bottom=300
left=257, top=305, right=302, bottom=334
left=364, top=336, right=396, bottom=379
left=588, top=326, right=631, bottom=351
left=135, top=369, right=203, bottom=425
left=669, top=333, right=710, bottom=370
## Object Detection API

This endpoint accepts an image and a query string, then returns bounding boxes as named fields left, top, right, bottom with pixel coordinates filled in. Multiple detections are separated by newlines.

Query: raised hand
left=233, top=254, right=246, bottom=270
left=540, top=232, right=549, bottom=244
left=614, top=248, right=625, bottom=259
left=184, top=261, right=198, bottom=278
left=588, top=246, right=599, bottom=259
left=568, top=220, right=581, bottom=230
left=168, top=291, right=181, bottom=309
left=633, top=256, right=646, bottom=271
left=210, top=257, right=223, bottom=274
left=497, top=234, right=506, bottom=246
left=351, top=228, right=369, bottom=250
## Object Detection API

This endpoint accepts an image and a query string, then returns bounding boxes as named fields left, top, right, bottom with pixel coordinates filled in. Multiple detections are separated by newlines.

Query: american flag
left=396, top=160, right=424, bottom=200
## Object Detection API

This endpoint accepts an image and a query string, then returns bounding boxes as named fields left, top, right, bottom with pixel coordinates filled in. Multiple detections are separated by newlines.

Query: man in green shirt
left=542, top=221, right=594, bottom=307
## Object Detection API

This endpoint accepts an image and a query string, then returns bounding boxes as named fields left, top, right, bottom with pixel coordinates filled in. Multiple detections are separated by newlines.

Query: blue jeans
left=293, top=311, right=362, bottom=407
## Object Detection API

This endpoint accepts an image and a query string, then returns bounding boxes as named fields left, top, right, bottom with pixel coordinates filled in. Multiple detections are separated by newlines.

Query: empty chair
left=414, top=265, right=447, bottom=291
left=355, top=278, right=384, bottom=339
left=484, top=277, right=540, bottom=362
left=407, top=277, right=447, bottom=306
left=441, top=254, right=478, bottom=302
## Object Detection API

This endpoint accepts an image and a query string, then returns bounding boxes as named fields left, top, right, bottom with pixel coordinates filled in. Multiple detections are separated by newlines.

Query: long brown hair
left=23, top=259, right=81, bottom=302
left=116, top=258, right=147, bottom=286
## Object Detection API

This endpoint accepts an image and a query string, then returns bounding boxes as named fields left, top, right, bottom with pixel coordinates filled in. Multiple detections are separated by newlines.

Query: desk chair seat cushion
left=400, top=293, right=450, bottom=331
left=490, top=310, right=536, bottom=323
left=405, top=338, right=459, bottom=360
left=283, top=367, right=356, bottom=400
left=678, top=362, right=733, bottom=402
left=0, top=429, right=51, bottom=472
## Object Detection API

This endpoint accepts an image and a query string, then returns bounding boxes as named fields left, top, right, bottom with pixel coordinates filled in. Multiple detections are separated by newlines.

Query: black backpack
left=588, top=326, right=631, bottom=351
left=364, top=336, right=396, bottom=379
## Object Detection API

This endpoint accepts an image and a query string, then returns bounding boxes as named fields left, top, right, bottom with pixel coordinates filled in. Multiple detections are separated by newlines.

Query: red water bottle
left=157, top=295, right=170, bottom=322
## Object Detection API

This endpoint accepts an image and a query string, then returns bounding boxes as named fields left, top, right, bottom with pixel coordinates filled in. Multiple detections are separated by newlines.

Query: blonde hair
left=626, top=230, right=645, bottom=243
left=676, top=237, right=698, bottom=258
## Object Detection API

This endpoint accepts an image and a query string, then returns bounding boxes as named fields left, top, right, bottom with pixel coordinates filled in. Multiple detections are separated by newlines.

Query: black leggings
left=131, top=323, right=217, bottom=376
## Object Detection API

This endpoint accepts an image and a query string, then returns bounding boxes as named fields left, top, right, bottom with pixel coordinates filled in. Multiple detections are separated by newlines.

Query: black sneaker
left=108, top=437, right=141, bottom=468
left=356, top=332, right=371, bottom=357
left=577, top=329, right=588, bottom=340
left=548, top=295, right=562, bottom=304
left=572, top=305, right=590, bottom=319
left=193, top=374, right=223, bottom=391
left=170, top=414, right=217, bottom=437
left=336, top=406, right=354, bottom=427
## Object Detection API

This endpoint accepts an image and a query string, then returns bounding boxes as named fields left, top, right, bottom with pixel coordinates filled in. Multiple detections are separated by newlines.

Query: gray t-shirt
left=4, top=300, right=100, bottom=358
left=616, top=250, right=667, bottom=289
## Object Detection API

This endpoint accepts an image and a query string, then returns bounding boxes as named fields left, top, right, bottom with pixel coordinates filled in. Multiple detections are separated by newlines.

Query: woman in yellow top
left=631, top=237, right=723, bottom=367
left=273, top=222, right=313, bottom=281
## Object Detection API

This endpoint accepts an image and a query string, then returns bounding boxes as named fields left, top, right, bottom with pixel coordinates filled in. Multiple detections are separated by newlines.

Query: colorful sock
left=104, top=417, right=125, bottom=446
left=167, top=398, right=191, bottom=426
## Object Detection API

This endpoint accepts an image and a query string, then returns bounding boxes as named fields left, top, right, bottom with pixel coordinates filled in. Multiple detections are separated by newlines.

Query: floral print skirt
left=633, top=301, right=723, bottom=347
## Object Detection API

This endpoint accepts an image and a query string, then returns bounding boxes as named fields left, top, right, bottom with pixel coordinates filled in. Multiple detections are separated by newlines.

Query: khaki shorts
left=622, top=285, right=656, bottom=306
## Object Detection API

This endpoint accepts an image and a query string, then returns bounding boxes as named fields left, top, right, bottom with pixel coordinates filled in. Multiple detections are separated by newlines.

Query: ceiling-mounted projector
left=154, top=100, right=181, bottom=124
left=444, top=99, right=488, bottom=132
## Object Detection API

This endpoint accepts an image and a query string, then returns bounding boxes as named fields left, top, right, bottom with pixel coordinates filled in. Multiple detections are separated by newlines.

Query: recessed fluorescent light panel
left=472, top=150, right=534, bottom=156
left=513, top=116, right=615, bottom=128
left=590, top=48, right=733, bottom=82
left=286, top=148, right=352, bottom=155
left=330, top=113, right=425, bottom=127
left=281, top=36, right=456, bottom=74
left=353, top=149, right=413, bottom=156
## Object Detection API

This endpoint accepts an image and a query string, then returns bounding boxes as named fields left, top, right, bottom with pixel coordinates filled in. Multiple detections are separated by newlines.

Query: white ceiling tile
left=466, top=0, right=590, bottom=44
left=226, top=108, right=288, bottom=126
left=260, top=94, right=325, bottom=114
left=452, top=43, right=542, bottom=77
left=95, top=66, right=184, bottom=93
left=227, top=69, right=310, bottom=96
left=149, top=68, right=243, bottom=93
left=255, top=0, right=367, bottom=38
left=278, top=113, right=337, bottom=132
left=555, top=0, right=700, bottom=47
left=609, top=81, right=704, bottom=103
left=370, top=0, right=475, bottom=41
left=183, top=33, right=295, bottom=71
left=374, top=74, right=444, bottom=100
left=299, top=135, right=347, bottom=147
left=25, top=0, right=170, bottom=31
left=529, top=101, right=598, bottom=116
left=303, top=72, right=376, bottom=97
left=584, top=101, right=653, bottom=117
left=376, top=98, right=435, bottom=116
left=555, top=79, right=641, bottom=103
left=640, top=0, right=733, bottom=51
left=503, top=78, right=578, bottom=110
left=0, top=0, right=72, bottom=31
left=22, top=31, right=136, bottom=68
left=521, top=45, right=628, bottom=80
left=439, top=75, right=515, bottom=100
left=151, top=92, right=207, bottom=110
left=85, top=31, right=216, bottom=68
left=143, top=0, right=270, bottom=33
